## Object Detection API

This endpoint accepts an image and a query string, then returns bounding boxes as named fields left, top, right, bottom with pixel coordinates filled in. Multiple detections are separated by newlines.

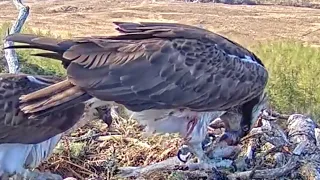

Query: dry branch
left=286, top=114, right=320, bottom=179
left=3, top=0, right=29, bottom=73
left=228, top=157, right=300, bottom=179
left=109, top=111, right=320, bottom=180
left=29, top=101, right=320, bottom=180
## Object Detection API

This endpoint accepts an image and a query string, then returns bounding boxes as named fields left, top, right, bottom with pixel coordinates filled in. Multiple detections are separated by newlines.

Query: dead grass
left=39, top=110, right=183, bottom=179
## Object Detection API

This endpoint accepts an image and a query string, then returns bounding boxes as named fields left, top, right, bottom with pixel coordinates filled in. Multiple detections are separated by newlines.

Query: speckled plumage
left=4, top=22, right=267, bottom=115
left=4, top=22, right=269, bottom=169
left=0, top=73, right=85, bottom=144
left=0, top=73, right=112, bottom=178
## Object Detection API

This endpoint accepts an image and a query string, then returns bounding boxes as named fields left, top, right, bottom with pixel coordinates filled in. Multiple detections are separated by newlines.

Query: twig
left=63, top=137, right=71, bottom=161
left=117, top=157, right=181, bottom=178
left=227, top=157, right=300, bottom=179
left=67, top=130, right=101, bottom=142
left=62, top=159, right=94, bottom=175
left=97, top=135, right=151, bottom=149
left=267, top=110, right=290, bottom=120
left=245, top=138, right=257, bottom=161
left=117, top=155, right=235, bottom=179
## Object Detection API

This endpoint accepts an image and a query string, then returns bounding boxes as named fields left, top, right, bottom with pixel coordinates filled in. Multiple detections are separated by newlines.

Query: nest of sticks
left=39, top=107, right=320, bottom=180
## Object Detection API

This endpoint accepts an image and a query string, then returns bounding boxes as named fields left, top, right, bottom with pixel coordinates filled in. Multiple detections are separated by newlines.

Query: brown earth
left=1, top=0, right=320, bottom=47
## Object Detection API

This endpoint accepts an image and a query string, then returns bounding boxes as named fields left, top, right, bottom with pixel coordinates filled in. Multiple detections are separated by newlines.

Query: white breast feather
left=124, top=108, right=225, bottom=138
left=189, top=111, right=225, bottom=144
left=0, top=134, right=62, bottom=176
left=0, top=77, right=110, bottom=176
left=124, top=109, right=191, bottom=136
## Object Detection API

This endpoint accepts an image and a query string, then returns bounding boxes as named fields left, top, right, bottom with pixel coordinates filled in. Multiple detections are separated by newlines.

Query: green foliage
left=252, top=41, right=320, bottom=119
left=0, top=22, right=67, bottom=76
left=16, top=50, right=66, bottom=76
left=53, top=141, right=87, bottom=158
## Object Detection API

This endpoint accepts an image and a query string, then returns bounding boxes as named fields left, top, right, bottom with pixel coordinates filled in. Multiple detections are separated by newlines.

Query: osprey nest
left=38, top=108, right=320, bottom=180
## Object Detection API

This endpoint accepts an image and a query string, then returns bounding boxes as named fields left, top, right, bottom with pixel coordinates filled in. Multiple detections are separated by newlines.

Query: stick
left=227, top=157, right=300, bottom=179
left=3, top=0, right=29, bottom=74
left=286, top=114, right=320, bottom=179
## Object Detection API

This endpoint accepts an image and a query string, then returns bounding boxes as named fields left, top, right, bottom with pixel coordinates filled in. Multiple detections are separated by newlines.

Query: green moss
left=53, top=141, right=87, bottom=158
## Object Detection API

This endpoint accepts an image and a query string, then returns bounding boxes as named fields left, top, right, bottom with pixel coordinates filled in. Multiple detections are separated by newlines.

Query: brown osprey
left=0, top=73, right=110, bottom=179
left=4, top=22, right=268, bottom=170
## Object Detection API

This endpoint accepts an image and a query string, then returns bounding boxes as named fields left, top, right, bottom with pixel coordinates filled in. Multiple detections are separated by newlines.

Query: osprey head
left=240, top=91, right=268, bottom=136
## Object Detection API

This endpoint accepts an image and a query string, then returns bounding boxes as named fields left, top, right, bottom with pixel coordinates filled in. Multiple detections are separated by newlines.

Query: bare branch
left=227, top=157, right=300, bottom=180
left=286, top=114, right=320, bottom=179
left=3, top=0, right=29, bottom=74
left=266, top=109, right=291, bottom=120
left=287, top=114, right=317, bottom=151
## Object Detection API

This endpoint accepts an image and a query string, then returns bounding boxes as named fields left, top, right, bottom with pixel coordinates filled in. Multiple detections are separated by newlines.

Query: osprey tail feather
left=19, top=79, right=92, bottom=119
left=4, top=33, right=75, bottom=68
left=3, top=33, right=93, bottom=118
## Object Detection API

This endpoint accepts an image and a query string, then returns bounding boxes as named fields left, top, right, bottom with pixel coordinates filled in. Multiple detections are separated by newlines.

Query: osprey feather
left=0, top=73, right=83, bottom=179
left=0, top=73, right=111, bottom=179
left=4, top=22, right=269, bottom=170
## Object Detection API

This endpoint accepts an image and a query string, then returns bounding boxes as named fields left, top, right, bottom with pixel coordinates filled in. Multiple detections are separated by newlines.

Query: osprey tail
left=19, top=79, right=92, bottom=118
left=3, top=34, right=92, bottom=118
left=4, top=33, right=76, bottom=68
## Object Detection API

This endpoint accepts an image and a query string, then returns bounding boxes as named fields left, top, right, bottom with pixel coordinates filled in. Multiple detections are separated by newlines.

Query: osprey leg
left=177, top=112, right=225, bottom=170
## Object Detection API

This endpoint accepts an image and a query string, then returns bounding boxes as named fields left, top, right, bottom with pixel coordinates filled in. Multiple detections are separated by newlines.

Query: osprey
left=0, top=73, right=110, bottom=179
left=4, top=22, right=269, bottom=170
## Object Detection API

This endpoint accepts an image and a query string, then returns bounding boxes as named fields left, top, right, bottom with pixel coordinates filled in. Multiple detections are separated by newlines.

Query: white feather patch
left=26, top=76, right=51, bottom=85
left=227, top=54, right=262, bottom=66
left=189, top=111, right=225, bottom=144
left=124, top=108, right=225, bottom=139
left=124, top=109, right=193, bottom=136
left=0, top=134, right=62, bottom=176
